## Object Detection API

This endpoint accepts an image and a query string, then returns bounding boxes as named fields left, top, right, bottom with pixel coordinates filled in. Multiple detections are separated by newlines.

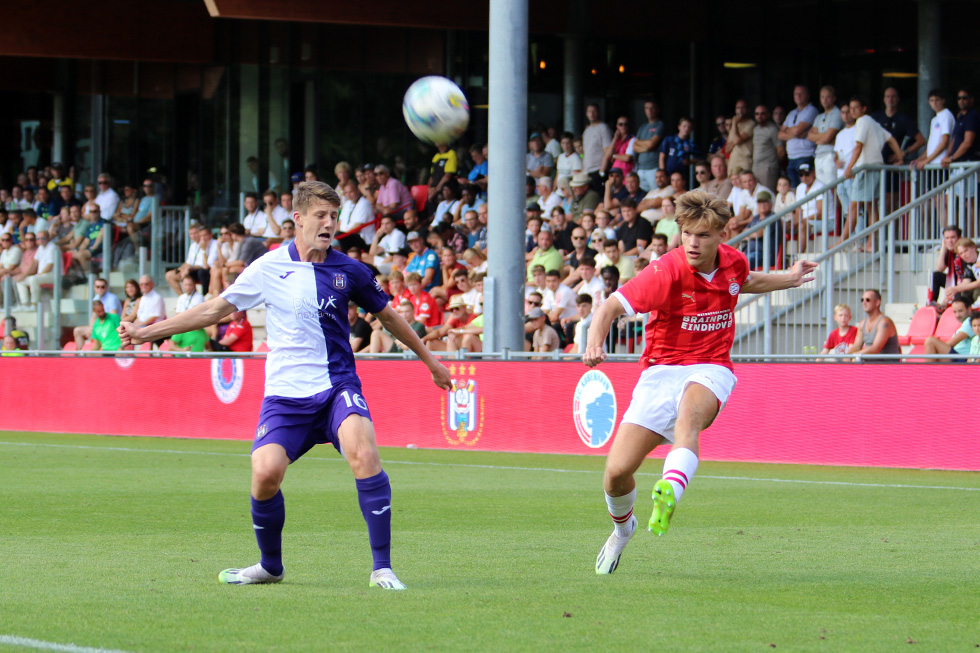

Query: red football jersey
left=823, top=326, right=858, bottom=354
left=615, top=244, right=749, bottom=371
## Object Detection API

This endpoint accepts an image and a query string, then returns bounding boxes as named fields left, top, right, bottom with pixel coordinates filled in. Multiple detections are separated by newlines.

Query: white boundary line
left=1, top=440, right=979, bottom=492
left=0, top=635, right=131, bottom=653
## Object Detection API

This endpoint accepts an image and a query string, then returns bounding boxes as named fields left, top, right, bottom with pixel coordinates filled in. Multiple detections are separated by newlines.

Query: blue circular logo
left=572, top=370, right=617, bottom=448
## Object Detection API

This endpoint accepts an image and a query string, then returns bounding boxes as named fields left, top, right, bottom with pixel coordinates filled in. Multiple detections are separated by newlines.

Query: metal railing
left=152, top=203, right=192, bottom=286
left=728, top=162, right=980, bottom=356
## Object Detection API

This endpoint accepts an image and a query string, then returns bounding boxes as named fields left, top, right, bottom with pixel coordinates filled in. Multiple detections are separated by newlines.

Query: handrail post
left=910, top=171, right=919, bottom=272
left=52, top=240, right=62, bottom=348
left=3, top=276, right=12, bottom=334
left=102, top=222, right=112, bottom=277
left=150, top=196, right=161, bottom=286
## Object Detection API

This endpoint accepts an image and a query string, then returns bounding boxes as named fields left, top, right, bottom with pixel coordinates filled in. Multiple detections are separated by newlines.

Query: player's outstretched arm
left=118, top=296, right=238, bottom=348
left=741, top=259, right=818, bottom=294
left=582, top=294, right=626, bottom=367
left=374, top=304, right=452, bottom=390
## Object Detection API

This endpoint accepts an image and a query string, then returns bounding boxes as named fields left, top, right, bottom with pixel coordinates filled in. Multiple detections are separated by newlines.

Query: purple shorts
left=252, top=383, right=372, bottom=461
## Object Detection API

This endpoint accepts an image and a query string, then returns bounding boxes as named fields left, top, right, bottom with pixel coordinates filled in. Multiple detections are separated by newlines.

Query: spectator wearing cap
left=526, top=230, right=563, bottom=282
left=742, top=191, right=782, bottom=269
left=637, top=169, right=674, bottom=224
left=422, top=294, right=476, bottom=351
left=373, top=164, right=412, bottom=220
left=615, top=198, right=653, bottom=257
left=290, top=172, right=304, bottom=190
left=526, top=307, right=559, bottom=352
left=568, top=172, right=601, bottom=221
left=527, top=133, right=555, bottom=179
left=405, top=271, right=442, bottom=330
left=792, top=161, right=825, bottom=253
left=404, top=231, right=440, bottom=290
left=369, top=214, right=406, bottom=270
left=446, top=310, right=484, bottom=353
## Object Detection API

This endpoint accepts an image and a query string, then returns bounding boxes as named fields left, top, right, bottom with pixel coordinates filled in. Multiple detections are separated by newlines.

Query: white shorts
left=620, top=364, right=737, bottom=442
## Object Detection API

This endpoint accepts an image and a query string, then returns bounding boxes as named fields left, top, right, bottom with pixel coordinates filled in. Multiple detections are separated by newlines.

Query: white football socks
left=605, top=488, right=637, bottom=536
left=662, top=447, right=699, bottom=502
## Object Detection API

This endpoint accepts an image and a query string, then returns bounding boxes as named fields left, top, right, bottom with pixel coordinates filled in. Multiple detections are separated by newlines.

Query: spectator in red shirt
left=820, top=303, right=858, bottom=359
left=422, top=295, right=475, bottom=351
left=209, top=310, right=253, bottom=352
left=406, top=271, right=442, bottom=329
left=430, top=246, right=467, bottom=306
left=386, top=270, right=412, bottom=309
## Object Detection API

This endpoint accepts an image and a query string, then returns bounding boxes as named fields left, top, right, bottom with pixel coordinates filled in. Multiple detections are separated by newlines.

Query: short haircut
left=374, top=164, right=390, bottom=174
left=651, top=233, right=668, bottom=245
left=560, top=131, right=574, bottom=141
left=528, top=291, right=543, bottom=301
left=531, top=264, right=546, bottom=274
left=675, top=189, right=732, bottom=233
left=227, top=223, right=245, bottom=236
left=865, top=289, right=882, bottom=301
left=951, top=298, right=969, bottom=308
left=820, top=85, right=836, bottom=96
left=576, top=293, right=593, bottom=305
left=971, top=311, right=980, bottom=323
left=545, top=269, right=561, bottom=278
left=263, top=189, right=279, bottom=199
left=600, top=265, right=620, bottom=281
left=406, top=272, right=423, bottom=283
left=92, top=300, right=104, bottom=309
left=849, top=95, right=868, bottom=108
left=453, top=269, right=468, bottom=279
left=928, top=88, right=944, bottom=99
left=603, top=240, right=619, bottom=250
left=943, top=224, right=963, bottom=236
left=389, top=270, right=405, bottom=282
left=955, top=237, right=977, bottom=251
left=95, top=277, right=108, bottom=285
left=678, top=116, right=693, bottom=125
left=694, top=160, right=709, bottom=170
left=833, top=303, right=852, bottom=314
left=334, top=161, right=352, bottom=175
left=294, top=181, right=341, bottom=214
left=244, top=192, right=258, bottom=202
left=468, top=143, right=484, bottom=154
left=282, top=219, right=295, bottom=227
left=619, top=197, right=637, bottom=210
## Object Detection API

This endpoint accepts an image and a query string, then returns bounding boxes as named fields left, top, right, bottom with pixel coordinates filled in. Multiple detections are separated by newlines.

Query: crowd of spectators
left=1, top=82, right=978, bottom=358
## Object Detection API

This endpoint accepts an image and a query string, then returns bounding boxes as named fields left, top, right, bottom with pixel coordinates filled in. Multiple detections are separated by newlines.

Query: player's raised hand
left=430, top=362, right=452, bottom=390
left=788, top=259, right=818, bottom=287
left=582, top=344, right=606, bottom=368
left=117, top=321, right=144, bottom=348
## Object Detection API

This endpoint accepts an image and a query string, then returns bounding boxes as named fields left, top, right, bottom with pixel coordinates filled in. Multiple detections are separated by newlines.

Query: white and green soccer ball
left=402, top=76, right=470, bottom=146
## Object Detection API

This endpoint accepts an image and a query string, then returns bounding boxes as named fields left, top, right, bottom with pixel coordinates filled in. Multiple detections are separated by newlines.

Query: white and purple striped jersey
left=221, top=242, right=388, bottom=398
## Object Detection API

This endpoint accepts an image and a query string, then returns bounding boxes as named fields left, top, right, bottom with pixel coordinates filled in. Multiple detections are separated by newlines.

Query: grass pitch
left=1, top=432, right=979, bottom=652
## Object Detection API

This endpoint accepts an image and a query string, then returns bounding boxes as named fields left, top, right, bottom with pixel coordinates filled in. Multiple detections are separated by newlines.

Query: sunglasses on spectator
left=24, top=236, right=36, bottom=241
left=572, top=236, right=586, bottom=240
left=95, top=284, right=106, bottom=289
left=527, top=300, right=541, bottom=307
left=450, top=306, right=464, bottom=311
left=861, top=298, right=873, bottom=302
left=958, top=95, right=971, bottom=100
left=696, top=170, right=709, bottom=175
left=0, top=238, right=10, bottom=243
left=617, top=122, right=628, bottom=126
left=98, top=180, right=110, bottom=185
left=143, top=183, right=153, bottom=188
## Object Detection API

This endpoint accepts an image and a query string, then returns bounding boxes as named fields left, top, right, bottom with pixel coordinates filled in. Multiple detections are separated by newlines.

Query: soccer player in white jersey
left=119, top=182, right=452, bottom=590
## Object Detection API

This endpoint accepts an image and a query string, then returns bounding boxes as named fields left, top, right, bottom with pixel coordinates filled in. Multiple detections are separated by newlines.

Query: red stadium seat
left=62, top=341, right=76, bottom=351
left=898, top=306, right=937, bottom=346
left=905, top=344, right=928, bottom=363
left=41, top=252, right=73, bottom=290
left=934, top=307, right=962, bottom=341
left=269, top=243, right=280, bottom=250
left=80, top=339, right=97, bottom=351
left=158, top=339, right=172, bottom=352
left=563, top=343, right=574, bottom=353
left=255, top=341, right=270, bottom=352
left=410, top=185, right=428, bottom=212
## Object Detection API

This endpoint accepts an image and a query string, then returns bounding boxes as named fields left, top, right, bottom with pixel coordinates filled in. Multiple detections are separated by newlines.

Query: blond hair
left=674, top=189, right=731, bottom=233
left=833, top=303, right=852, bottom=315
left=294, top=181, right=341, bottom=215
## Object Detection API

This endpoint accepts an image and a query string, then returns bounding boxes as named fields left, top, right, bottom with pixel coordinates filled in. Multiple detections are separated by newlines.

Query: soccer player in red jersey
left=586, top=189, right=817, bottom=574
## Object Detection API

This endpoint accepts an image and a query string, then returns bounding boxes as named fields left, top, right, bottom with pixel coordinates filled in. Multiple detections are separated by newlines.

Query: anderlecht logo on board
left=572, top=370, right=616, bottom=448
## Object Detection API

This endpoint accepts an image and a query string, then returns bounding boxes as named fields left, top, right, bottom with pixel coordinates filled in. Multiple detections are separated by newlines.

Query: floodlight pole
left=485, top=0, right=528, bottom=354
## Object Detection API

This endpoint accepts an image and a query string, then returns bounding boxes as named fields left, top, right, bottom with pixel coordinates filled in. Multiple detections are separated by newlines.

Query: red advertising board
left=0, top=356, right=971, bottom=470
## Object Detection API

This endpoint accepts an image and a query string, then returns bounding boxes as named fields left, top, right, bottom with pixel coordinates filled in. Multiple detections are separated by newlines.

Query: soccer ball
left=402, top=76, right=470, bottom=146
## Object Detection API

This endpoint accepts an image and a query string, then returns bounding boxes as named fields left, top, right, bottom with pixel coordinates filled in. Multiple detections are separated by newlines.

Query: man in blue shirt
left=659, top=117, right=699, bottom=179
left=119, top=181, right=452, bottom=591
left=404, top=231, right=441, bottom=290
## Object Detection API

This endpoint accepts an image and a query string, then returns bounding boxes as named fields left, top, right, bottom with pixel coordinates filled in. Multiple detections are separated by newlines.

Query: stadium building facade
left=0, top=0, right=976, bottom=223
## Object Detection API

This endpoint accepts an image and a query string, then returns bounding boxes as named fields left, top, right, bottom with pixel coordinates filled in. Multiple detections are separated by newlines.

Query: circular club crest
left=729, top=282, right=740, bottom=296
left=211, top=358, right=244, bottom=404
left=114, top=355, right=134, bottom=369
left=572, top=370, right=617, bottom=449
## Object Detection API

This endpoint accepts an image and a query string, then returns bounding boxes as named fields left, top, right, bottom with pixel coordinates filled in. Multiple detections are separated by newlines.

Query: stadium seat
left=256, top=341, right=270, bottom=352
left=158, top=339, right=172, bottom=352
left=410, top=185, right=428, bottom=212
left=905, top=343, right=928, bottom=363
left=62, top=342, right=76, bottom=351
left=934, top=307, right=961, bottom=341
left=269, top=243, right=280, bottom=250
left=898, top=306, right=937, bottom=346
left=41, top=252, right=73, bottom=291
left=563, top=343, right=574, bottom=353
left=81, top=339, right=97, bottom=351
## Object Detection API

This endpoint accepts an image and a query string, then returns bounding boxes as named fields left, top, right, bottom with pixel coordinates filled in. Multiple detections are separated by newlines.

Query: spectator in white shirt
left=260, top=189, right=288, bottom=243
left=913, top=89, right=956, bottom=171
left=165, top=223, right=202, bottom=293
left=95, top=173, right=120, bottom=222
left=337, top=181, right=376, bottom=247
left=791, top=161, right=825, bottom=253
left=15, top=230, right=59, bottom=307
left=134, top=275, right=165, bottom=327
left=370, top=215, right=407, bottom=271
left=537, top=177, right=562, bottom=218
left=556, top=132, right=583, bottom=186
left=175, top=274, right=205, bottom=314
left=241, top=193, right=266, bottom=237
